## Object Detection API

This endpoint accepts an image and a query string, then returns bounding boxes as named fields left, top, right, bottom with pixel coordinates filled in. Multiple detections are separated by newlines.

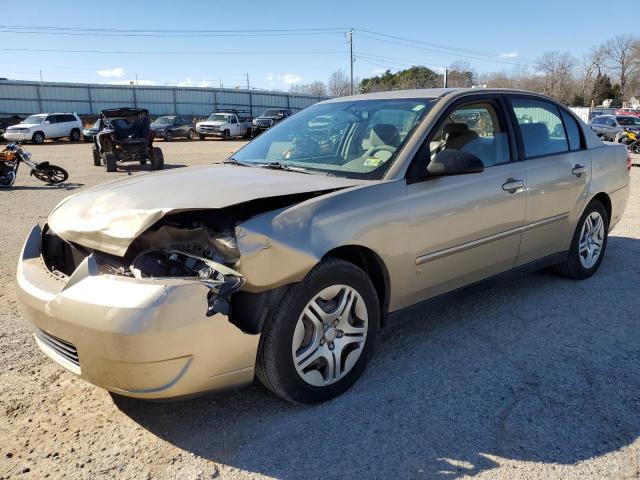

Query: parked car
left=613, top=107, right=640, bottom=117
left=251, top=108, right=291, bottom=137
left=82, top=118, right=104, bottom=142
left=589, top=115, right=640, bottom=141
left=588, top=109, right=615, bottom=122
left=196, top=111, right=252, bottom=140
left=150, top=115, right=195, bottom=141
left=4, top=113, right=83, bottom=144
left=92, top=108, right=163, bottom=172
left=16, top=88, right=630, bottom=404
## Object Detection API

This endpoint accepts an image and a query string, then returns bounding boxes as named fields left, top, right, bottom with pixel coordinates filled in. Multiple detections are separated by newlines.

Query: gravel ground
left=0, top=140, right=639, bottom=480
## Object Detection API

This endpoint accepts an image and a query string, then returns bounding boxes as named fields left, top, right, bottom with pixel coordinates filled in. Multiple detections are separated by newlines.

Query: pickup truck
left=196, top=112, right=252, bottom=141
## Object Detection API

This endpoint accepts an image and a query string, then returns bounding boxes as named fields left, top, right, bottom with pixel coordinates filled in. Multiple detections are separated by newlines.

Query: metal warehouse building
left=0, top=80, right=327, bottom=118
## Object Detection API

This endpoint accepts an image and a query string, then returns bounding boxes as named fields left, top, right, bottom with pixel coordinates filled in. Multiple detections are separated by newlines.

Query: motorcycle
left=0, top=143, right=68, bottom=188
left=615, top=128, right=640, bottom=154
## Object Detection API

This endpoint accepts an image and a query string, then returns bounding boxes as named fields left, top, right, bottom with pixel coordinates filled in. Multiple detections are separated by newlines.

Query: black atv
left=93, top=108, right=164, bottom=172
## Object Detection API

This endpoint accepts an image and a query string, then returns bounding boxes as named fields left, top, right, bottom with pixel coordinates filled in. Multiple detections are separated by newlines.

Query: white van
left=4, top=113, right=83, bottom=144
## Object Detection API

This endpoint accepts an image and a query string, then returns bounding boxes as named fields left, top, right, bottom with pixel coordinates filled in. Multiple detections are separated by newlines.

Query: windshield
left=616, top=116, right=640, bottom=125
left=207, top=114, right=230, bottom=122
left=22, top=114, right=47, bottom=124
left=154, top=116, right=175, bottom=125
left=232, top=98, right=433, bottom=179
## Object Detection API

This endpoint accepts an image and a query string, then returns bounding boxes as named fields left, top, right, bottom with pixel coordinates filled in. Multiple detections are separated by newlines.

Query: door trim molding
left=415, top=212, right=569, bottom=265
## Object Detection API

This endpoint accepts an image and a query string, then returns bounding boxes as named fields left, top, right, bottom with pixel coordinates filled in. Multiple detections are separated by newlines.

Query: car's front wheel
left=555, top=200, right=608, bottom=279
left=256, top=258, right=380, bottom=404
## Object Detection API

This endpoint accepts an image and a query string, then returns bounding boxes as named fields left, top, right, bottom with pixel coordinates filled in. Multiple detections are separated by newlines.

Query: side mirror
left=426, top=149, right=484, bottom=177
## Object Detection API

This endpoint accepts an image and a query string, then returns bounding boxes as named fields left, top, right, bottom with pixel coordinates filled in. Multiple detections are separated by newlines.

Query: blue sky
left=1, top=0, right=619, bottom=90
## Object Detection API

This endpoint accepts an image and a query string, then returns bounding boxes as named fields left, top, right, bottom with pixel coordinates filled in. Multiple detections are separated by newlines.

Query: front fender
left=235, top=180, right=410, bottom=311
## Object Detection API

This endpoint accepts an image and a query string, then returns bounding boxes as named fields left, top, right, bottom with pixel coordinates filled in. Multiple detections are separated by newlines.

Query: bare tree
left=327, top=70, right=351, bottom=97
left=603, top=34, right=640, bottom=100
left=536, top=51, right=576, bottom=103
left=290, top=81, right=327, bottom=97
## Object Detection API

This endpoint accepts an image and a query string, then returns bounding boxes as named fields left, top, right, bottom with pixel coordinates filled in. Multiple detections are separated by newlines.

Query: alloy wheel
left=578, top=211, right=605, bottom=269
left=292, top=284, right=368, bottom=387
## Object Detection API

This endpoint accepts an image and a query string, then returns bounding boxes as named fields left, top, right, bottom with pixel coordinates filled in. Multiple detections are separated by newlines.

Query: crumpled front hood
left=48, top=164, right=362, bottom=256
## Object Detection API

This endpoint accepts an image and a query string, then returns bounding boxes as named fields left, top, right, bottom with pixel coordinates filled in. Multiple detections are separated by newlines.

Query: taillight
left=627, top=151, right=632, bottom=171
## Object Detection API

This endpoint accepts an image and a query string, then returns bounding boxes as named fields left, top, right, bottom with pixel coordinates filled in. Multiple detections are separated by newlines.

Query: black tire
left=199, top=134, right=206, bottom=141
left=187, top=129, right=195, bottom=140
left=164, top=131, right=173, bottom=142
left=32, top=165, right=68, bottom=184
left=103, top=152, right=117, bottom=172
left=255, top=258, right=380, bottom=404
left=91, top=145, right=101, bottom=166
left=244, top=128, right=251, bottom=139
left=70, top=129, right=81, bottom=142
left=222, top=129, right=230, bottom=141
left=554, top=200, right=608, bottom=279
left=149, top=147, right=164, bottom=170
left=32, top=132, right=45, bottom=144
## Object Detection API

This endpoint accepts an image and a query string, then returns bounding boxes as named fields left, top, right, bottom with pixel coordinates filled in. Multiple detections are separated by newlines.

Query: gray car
left=16, top=88, right=630, bottom=404
left=589, top=114, right=640, bottom=141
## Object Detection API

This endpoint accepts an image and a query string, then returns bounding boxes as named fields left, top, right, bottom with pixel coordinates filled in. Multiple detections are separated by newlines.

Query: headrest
left=443, top=123, right=470, bottom=135
left=369, top=124, right=400, bottom=147
left=520, top=122, right=549, bottom=143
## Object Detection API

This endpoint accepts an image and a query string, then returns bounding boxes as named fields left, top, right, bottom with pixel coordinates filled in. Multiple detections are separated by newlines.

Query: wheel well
left=591, top=192, right=612, bottom=223
left=70, top=127, right=80, bottom=133
left=324, top=245, right=390, bottom=322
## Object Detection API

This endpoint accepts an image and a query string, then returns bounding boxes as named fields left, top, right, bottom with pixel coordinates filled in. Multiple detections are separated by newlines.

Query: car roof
left=319, top=87, right=560, bottom=104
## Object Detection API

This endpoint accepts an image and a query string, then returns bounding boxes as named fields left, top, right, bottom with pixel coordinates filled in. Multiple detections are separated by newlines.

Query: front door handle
left=502, top=178, right=525, bottom=193
left=572, top=164, right=587, bottom=177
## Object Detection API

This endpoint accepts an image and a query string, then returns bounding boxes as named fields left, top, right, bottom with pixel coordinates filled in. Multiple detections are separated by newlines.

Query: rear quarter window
left=560, top=110, right=582, bottom=151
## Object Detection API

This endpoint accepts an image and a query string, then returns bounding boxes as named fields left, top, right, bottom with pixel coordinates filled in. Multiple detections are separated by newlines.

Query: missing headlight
left=130, top=249, right=244, bottom=316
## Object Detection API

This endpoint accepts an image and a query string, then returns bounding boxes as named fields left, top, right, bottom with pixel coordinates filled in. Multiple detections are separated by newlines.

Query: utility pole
left=39, top=70, right=43, bottom=83
left=219, top=77, right=223, bottom=89
left=346, top=29, right=354, bottom=95
left=443, top=68, right=448, bottom=88
left=245, top=73, right=250, bottom=91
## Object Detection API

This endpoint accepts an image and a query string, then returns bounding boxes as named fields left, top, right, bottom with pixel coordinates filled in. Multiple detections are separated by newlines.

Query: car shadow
left=114, top=235, right=640, bottom=478
left=117, top=163, right=187, bottom=172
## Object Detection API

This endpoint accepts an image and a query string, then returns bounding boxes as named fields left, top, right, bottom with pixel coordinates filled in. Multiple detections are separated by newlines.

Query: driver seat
left=365, top=124, right=401, bottom=161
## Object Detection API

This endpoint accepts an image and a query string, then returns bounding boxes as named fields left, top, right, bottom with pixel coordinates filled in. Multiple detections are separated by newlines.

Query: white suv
left=4, top=113, right=83, bottom=144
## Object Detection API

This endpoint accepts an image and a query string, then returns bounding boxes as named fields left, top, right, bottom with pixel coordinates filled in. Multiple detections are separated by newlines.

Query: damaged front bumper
left=15, top=225, right=259, bottom=399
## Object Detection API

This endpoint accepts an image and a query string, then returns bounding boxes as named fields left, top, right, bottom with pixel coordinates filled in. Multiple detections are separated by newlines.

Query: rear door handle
left=502, top=178, right=525, bottom=193
left=572, top=165, right=587, bottom=177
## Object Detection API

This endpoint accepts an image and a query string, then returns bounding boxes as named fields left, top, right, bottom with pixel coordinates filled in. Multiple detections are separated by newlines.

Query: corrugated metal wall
left=0, top=80, right=328, bottom=117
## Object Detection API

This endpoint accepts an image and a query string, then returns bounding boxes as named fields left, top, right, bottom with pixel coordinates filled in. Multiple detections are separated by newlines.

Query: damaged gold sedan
left=16, top=89, right=630, bottom=403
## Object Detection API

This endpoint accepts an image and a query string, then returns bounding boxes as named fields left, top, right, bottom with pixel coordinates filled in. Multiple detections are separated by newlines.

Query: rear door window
left=510, top=98, right=569, bottom=158
left=560, top=110, right=582, bottom=151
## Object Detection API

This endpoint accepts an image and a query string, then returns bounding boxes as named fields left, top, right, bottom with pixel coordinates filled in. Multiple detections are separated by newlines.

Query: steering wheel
left=365, top=145, right=397, bottom=157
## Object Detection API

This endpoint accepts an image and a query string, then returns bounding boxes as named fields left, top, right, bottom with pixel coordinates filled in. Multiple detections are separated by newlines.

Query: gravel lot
left=0, top=140, right=639, bottom=480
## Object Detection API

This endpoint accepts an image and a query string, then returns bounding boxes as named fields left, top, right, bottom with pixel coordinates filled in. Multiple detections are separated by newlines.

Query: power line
left=0, top=29, right=347, bottom=38
left=358, top=29, right=535, bottom=66
left=0, top=47, right=345, bottom=55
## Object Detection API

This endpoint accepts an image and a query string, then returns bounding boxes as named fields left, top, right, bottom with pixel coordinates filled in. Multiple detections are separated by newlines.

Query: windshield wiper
left=223, top=157, right=254, bottom=167
left=259, top=161, right=314, bottom=174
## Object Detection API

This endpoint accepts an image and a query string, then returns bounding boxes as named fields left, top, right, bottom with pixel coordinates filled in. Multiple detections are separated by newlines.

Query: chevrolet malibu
left=16, top=88, right=630, bottom=404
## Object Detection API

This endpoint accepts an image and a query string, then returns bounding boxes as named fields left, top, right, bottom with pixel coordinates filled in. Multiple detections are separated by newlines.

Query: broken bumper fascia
left=15, top=225, right=259, bottom=399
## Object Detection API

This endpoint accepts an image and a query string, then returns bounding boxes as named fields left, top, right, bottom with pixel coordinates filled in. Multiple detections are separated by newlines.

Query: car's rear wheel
left=555, top=200, right=608, bottom=279
left=187, top=129, right=194, bottom=140
left=256, top=258, right=380, bottom=404
left=32, top=132, right=45, bottom=144
left=91, top=145, right=101, bottom=166
left=103, top=152, right=117, bottom=172
left=70, top=129, right=81, bottom=142
left=164, top=131, right=173, bottom=142
left=150, top=147, right=164, bottom=170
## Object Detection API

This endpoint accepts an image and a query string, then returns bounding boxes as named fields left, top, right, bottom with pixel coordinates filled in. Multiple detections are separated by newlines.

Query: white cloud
left=498, top=52, right=518, bottom=59
left=278, top=73, right=302, bottom=85
left=173, top=78, right=211, bottom=87
left=372, top=68, right=386, bottom=75
left=97, top=67, right=125, bottom=78
left=108, top=79, right=155, bottom=86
